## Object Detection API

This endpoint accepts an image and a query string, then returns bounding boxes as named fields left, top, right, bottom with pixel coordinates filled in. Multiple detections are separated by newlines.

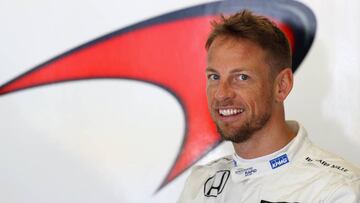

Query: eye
left=237, top=74, right=249, bottom=81
left=207, top=74, right=220, bottom=81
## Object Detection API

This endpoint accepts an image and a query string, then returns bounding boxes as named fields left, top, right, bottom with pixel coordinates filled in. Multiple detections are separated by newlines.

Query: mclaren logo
left=204, top=170, right=230, bottom=197
left=0, top=0, right=316, bottom=193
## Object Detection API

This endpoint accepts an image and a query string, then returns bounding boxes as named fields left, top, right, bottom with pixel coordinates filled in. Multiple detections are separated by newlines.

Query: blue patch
left=269, top=154, right=289, bottom=169
left=233, top=159, right=237, bottom=167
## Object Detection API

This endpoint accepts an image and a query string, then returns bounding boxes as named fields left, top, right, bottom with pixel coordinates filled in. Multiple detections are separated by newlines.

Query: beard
left=216, top=112, right=271, bottom=143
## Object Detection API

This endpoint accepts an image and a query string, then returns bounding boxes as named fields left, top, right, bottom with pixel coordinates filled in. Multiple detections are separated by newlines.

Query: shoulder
left=198, top=155, right=234, bottom=170
left=291, top=121, right=360, bottom=181
left=187, top=155, right=234, bottom=180
left=298, top=143, right=360, bottom=200
left=178, top=155, right=233, bottom=201
left=303, top=143, right=360, bottom=180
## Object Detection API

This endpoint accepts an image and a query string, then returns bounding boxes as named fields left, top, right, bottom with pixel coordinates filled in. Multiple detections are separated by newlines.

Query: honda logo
left=204, top=170, right=230, bottom=197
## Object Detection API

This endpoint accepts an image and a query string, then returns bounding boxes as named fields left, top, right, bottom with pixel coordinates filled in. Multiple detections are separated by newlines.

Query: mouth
left=218, top=108, right=245, bottom=117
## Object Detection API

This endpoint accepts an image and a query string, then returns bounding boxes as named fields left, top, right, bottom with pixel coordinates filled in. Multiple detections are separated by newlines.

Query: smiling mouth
left=218, top=108, right=244, bottom=116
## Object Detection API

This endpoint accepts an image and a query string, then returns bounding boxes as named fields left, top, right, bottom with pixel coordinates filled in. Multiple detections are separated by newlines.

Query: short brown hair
left=206, top=10, right=292, bottom=74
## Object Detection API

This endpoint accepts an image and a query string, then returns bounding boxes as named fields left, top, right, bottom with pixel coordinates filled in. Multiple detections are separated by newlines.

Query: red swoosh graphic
left=0, top=16, right=294, bottom=189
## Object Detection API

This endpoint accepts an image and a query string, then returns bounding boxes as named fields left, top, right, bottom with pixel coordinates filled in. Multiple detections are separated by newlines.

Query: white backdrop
left=0, top=0, right=359, bottom=202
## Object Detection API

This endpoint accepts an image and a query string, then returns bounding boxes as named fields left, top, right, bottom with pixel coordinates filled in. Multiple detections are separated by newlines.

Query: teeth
left=219, top=108, right=244, bottom=116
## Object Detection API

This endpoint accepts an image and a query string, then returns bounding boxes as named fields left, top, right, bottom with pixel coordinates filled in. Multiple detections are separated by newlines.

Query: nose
left=214, top=80, right=235, bottom=101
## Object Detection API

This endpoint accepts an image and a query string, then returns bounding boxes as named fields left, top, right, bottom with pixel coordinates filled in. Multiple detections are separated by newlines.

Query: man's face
left=206, top=37, right=275, bottom=143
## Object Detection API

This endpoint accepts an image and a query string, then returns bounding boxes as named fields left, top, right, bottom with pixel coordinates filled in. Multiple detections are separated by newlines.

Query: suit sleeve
left=325, top=178, right=360, bottom=202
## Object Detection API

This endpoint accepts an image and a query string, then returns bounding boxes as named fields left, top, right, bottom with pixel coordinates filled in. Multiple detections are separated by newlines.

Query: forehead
left=207, top=37, right=269, bottom=72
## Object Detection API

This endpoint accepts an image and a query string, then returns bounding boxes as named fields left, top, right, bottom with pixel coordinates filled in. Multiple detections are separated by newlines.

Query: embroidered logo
left=235, top=167, right=258, bottom=177
left=305, top=157, right=349, bottom=173
left=204, top=170, right=230, bottom=197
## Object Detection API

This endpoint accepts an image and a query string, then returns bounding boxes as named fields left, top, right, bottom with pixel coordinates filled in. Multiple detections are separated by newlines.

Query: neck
left=232, top=107, right=296, bottom=159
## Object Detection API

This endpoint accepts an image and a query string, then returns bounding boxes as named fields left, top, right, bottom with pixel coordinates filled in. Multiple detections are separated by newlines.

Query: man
left=178, top=10, right=360, bottom=202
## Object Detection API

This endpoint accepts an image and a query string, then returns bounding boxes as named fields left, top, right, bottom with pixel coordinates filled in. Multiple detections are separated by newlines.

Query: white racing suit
left=178, top=121, right=360, bottom=202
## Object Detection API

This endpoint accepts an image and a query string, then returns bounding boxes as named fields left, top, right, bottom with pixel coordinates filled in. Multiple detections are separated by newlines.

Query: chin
left=216, top=125, right=252, bottom=143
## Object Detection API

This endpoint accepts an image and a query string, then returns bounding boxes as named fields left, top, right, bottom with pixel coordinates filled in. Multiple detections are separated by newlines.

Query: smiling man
left=178, top=10, right=360, bottom=202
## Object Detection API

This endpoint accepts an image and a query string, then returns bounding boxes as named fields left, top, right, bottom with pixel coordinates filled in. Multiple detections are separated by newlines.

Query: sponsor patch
left=235, top=167, right=258, bottom=177
left=305, top=157, right=349, bottom=173
left=270, top=154, right=289, bottom=169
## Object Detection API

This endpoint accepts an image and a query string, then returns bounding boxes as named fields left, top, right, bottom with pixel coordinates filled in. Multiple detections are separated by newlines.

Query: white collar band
left=231, top=121, right=309, bottom=182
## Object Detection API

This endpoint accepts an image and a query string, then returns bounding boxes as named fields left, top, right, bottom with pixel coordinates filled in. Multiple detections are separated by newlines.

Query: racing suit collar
left=231, top=121, right=309, bottom=182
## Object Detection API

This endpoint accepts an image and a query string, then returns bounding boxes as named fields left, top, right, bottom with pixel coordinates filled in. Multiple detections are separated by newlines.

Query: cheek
left=206, top=85, right=215, bottom=101
left=250, top=83, right=272, bottom=105
left=253, top=90, right=273, bottom=113
left=206, top=89, right=214, bottom=109
left=240, top=89, right=269, bottom=114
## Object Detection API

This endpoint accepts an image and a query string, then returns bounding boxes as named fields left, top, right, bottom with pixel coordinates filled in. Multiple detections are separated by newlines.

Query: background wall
left=0, top=0, right=359, bottom=202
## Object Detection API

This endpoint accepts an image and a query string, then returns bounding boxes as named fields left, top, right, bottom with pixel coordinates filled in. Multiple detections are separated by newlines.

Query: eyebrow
left=230, top=68, right=248, bottom=73
left=205, top=67, right=249, bottom=73
left=205, top=67, right=218, bottom=73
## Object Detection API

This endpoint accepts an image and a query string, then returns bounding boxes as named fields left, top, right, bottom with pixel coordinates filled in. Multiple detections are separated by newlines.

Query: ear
left=274, top=68, right=293, bottom=102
